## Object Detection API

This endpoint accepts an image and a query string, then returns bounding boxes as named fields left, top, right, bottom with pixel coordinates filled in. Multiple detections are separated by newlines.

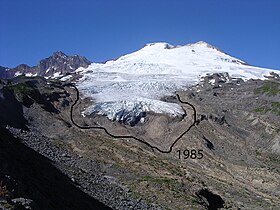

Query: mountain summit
left=102, top=41, right=249, bottom=74
left=0, top=52, right=91, bottom=79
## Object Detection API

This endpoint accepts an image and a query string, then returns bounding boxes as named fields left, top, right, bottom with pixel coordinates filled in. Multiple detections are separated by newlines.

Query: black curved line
left=63, top=83, right=197, bottom=153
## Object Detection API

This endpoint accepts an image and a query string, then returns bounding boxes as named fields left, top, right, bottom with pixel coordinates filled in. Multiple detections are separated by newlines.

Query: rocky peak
left=0, top=66, right=16, bottom=79
left=0, top=66, right=8, bottom=71
left=38, top=51, right=91, bottom=77
left=14, top=64, right=31, bottom=71
left=53, top=51, right=67, bottom=57
left=0, top=52, right=92, bottom=79
left=50, top=51, right=69, bottom=62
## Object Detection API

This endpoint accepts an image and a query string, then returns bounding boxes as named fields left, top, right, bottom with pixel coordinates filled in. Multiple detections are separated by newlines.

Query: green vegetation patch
left=255, top=81, right=280, bottom=96
left=271, top=102, right=280, bottom=116
left=268, top=154, right=280, bottom=163
left=255, top=107, right=269, bottom=114
left=2, top=202, right=15, bottom=209
left=7, top=82, right=34, bottom=95
left=255, top=101, right=280, bottom=116
left=0, top=181, right=9, bottom=197
left=141, top=176, right=181, bottom=193
left=255, top=150, right=262, bottom=157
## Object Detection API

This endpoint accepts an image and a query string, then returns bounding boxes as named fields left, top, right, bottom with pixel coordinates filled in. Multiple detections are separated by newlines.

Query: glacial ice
left=76, top=41, right=275, bottom=125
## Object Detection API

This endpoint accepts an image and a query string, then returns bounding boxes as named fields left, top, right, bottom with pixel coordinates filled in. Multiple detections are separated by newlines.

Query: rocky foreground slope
left=0, top=73, right=279, bottom=209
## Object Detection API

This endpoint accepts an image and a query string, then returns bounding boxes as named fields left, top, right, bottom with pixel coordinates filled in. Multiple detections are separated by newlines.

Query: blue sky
left=1, top=0, right=279, bottom=69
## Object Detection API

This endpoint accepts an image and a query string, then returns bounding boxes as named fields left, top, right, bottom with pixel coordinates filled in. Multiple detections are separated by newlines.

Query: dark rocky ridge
left=0, top=51, right=91, bottom=79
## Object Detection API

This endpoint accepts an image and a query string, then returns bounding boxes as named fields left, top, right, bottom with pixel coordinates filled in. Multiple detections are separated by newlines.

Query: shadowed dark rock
left=0, top=127, right=111, bottom=210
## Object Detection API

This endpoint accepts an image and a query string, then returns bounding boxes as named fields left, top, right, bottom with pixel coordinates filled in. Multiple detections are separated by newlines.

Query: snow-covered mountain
left=76, top=41, right=277, bottom=125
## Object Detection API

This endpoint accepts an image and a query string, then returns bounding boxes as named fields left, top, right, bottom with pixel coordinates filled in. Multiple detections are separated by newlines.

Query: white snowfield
left=76, top=41, right=276, bottom=120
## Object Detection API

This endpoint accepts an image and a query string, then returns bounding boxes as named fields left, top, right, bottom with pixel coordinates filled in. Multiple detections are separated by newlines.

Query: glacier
left=76, top=41, right=276, bottom=125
